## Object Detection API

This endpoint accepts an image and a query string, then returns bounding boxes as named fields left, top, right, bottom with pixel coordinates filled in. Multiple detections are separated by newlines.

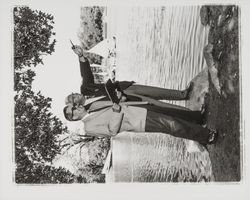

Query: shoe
left=207, top=129, right=218, bottom=144
left=184, top=82, right=194, bottom=99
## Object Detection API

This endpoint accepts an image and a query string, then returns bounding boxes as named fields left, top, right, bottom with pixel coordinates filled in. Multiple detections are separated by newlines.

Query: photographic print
left=12, top=3, right=241, bottom=185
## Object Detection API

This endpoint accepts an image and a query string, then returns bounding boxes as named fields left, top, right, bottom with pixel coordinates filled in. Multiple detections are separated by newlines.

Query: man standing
left=65, top=93, right=204, bottom=124
left=63, top=99, right=217, bottom=145
left=72, top=45, right=194, bottom=101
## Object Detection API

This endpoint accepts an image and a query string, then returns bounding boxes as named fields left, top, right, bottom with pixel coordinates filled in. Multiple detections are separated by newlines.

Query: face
left=66, top=105, right=87, bottom=121
left=65, top=93, right=86, bottom=106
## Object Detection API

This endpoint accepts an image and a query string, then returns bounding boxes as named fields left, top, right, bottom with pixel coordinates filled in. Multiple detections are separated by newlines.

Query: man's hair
left=65, top=95, right=71, bottom=105
left=65, top=93, right=75, bottom=105
left=63, top=106, right=79, bottom=121
left=65, top=93, right=85, bottom=105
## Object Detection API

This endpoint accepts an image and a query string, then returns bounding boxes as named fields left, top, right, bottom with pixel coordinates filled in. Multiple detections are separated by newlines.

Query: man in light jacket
left=63, top=97, right=217, bottom=145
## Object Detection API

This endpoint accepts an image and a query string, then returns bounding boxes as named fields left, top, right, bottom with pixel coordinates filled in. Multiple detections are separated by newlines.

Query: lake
left=104, top=6, right=214, bottom=182
left=108, top=6, right=209, bottom=105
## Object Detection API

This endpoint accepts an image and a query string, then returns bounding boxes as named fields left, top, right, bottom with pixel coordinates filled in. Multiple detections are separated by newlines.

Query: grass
left=200, top=5, right=241, bottom=181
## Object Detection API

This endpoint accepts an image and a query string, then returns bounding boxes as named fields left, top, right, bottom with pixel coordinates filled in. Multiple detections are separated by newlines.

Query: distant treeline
left=78, top=6, right=105, bottom=65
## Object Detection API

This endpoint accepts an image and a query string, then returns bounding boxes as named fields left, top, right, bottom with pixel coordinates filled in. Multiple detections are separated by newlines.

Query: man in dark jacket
left=72, top=45, right=194, bottom=101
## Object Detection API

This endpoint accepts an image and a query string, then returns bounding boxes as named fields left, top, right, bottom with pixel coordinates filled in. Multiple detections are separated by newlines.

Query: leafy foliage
left=78, top=6, right=104, bottom=64
left=14, top=6, right=110, bottom=183
left=75, top=137, right=110, bottom=183
left=16, top=162, right=78, bottom=184
left=13, top=6, right=80, bottom=184
left=59, top=131, right=110, bottom=183
left=15, top=89, right=64, bottom=164
left=14, top=7, right=56, bottom=69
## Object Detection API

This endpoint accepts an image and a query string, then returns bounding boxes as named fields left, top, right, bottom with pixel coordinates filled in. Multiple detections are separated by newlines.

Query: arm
left=72, top=45, right=95, bottom=84
left=79, top=59, right=95, bottom=85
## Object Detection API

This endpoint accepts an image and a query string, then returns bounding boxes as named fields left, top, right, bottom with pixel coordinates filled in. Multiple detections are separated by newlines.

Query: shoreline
left=200, top=5, right=240, bottom=181
left=102, top=5, right=240, bottom=182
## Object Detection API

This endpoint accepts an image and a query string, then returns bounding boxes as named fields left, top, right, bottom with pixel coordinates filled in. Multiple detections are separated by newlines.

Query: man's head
left=65, top=93, right=86, bottom=106
left=63, top=104, right=87, bottom=121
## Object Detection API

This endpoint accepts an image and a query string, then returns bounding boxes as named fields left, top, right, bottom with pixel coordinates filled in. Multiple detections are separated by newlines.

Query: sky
left=29, top=3, right=83, bottom=125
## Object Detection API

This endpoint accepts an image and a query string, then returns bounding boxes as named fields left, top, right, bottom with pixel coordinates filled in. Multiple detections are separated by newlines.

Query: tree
left=14, top=6, right=56, bottom=92
left=78, top=6, right=104, bottom=64
left=15, top=89, right=65, bottom=165
left=82, top=138, right=109, bottom=183
left=16, top=162, right=79, bottom=184
left=58, top=131, right=110, bottom=183
left=14, top=6, right=77, bottom=184
left=14, top=7, right=56, bottom=70
left=14, top=6, right=110, bottom=183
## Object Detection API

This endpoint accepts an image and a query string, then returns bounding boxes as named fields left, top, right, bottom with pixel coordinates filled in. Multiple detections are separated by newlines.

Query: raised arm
left=72, top=45, right=94, bottom=84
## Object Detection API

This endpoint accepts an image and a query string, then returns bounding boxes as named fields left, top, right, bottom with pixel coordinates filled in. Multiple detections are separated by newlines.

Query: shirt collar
left=84, top=96, right=106, bottom=107
left=82, top=112, right=91, bottom=121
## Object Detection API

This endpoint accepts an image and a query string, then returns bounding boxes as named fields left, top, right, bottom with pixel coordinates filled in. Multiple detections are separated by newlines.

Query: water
left=109, top=6, right=209, bottom=105
left=106, top=6, right=212, bottom=182
left=112, top=132, right=213, bottom=182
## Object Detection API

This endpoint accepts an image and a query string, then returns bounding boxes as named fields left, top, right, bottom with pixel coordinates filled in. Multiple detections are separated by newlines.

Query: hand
left=112, top=103, right=121, bottom=113
left=120, top=95, right=127, bottom=102
left=115, top=89, right=122, bottom=99
left=72, top=45, right=83, bottom=57
left=115, top=89, right=127, bottom=102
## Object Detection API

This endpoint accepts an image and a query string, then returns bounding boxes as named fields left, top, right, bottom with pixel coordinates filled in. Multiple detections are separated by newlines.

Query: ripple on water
left=110, top=6, right=211, bottom=182
left=113, top=132, right=213, bottom=182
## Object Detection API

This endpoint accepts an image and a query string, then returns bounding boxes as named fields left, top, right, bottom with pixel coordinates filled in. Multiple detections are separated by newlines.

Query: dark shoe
left=207, top=129, right=218, bottom=144
left=184, top=82, right=194, bottom=99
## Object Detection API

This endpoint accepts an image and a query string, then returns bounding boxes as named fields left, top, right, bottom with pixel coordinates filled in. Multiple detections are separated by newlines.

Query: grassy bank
left=200, top=5, right=240, bottom=181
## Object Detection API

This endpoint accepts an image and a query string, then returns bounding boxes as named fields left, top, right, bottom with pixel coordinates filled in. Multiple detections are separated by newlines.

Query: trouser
left=135, top=103, right=202, bottom=124
left=125, top=93, right=192, bottom=111
left=145, top=111, right=210, bottom=144
left=124, top=84, right=187, bottom=100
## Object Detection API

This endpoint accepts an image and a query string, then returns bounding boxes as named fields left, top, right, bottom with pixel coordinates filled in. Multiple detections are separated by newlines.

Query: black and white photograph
left=0, top=0, right=250, bottom=199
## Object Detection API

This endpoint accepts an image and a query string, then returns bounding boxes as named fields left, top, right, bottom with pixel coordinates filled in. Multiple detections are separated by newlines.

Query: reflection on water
left=107, top=6, right=212, bottom=182
left=111, top=6, right=209, bottom=105
left=113, top=132, right=213, bottom=182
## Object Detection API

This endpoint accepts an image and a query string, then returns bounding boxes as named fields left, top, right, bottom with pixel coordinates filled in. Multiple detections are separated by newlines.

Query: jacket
left=79, top=60, right=134, bottom=96
left=82, top=104, right=147, bottom=137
